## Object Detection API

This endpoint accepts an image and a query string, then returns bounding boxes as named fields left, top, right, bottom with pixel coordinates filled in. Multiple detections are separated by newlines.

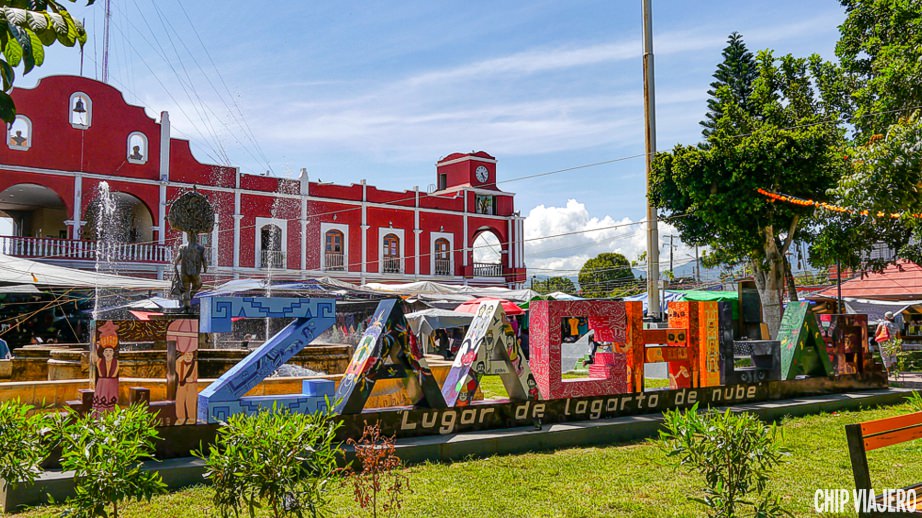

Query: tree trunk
left=752, top=262, right=784, bottom=339
left=785, top=255, right=799, bottom=302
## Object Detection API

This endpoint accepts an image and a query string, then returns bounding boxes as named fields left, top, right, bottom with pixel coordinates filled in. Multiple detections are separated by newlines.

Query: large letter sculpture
left=441, top=300, right=537, bottom=407
left=334, top=299, right=445, bottom=414
left=530, top=300, right=640, bottom=399
left=197, top=297, right=336, bottom=423
left=777, top=301, right=833, bottom=379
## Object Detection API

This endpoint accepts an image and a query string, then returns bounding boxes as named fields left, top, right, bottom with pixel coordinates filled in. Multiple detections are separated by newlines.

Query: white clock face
left=475, top=165, right=489, bottom=183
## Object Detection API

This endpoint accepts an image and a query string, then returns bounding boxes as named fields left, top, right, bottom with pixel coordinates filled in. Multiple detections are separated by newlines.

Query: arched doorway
left=472, top=229, right=503, bottom=277
left=82, top=191, right=154, bottom=244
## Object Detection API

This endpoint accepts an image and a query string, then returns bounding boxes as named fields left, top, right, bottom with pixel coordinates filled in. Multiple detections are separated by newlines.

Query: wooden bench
left=846, top=411, right=922, bottom=516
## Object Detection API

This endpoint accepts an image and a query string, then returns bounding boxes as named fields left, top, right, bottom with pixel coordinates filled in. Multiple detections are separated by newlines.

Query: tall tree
left=533, top=276, right=577, bottom=296
left=810, top=1, right=922, bottom=271
left=578, top=253, right=633, bottom=298
left=700, top=32, right=757, bottom=138
left=652, top=51, right=847, bottom=336
left=836, top=0, right=922, bottom=137
left=0, top=1, right=91, bottom=123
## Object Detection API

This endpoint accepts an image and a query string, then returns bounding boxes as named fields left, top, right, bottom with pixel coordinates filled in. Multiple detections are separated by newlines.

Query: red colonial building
left=0, top=76, right=526, bottom=287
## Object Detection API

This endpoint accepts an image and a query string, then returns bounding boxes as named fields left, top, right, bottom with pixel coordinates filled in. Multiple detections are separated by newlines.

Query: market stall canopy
left=455, top=297, right=524, bottom=316
left=623, top=290, right=686, bottom=315
left=813, top=260, right=922, bottom=300
left=840, top=298, right=915, bottom=324
left=405, top=308, right=474, bottom=335
left=0, top=284, right=40, bottom=294
left=675, top=290, right=740, bottom=320
left=0, top=253, right=170, bottom=290
left=361, top=281, right=538, bottom=302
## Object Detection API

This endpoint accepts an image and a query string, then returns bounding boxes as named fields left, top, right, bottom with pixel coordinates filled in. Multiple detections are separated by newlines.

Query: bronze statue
left=167, top=188, right=215, bottom=313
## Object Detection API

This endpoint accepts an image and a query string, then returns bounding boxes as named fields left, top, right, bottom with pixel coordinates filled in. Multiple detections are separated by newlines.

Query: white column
left=360, top=180, right=367, bottom=284
left=463, top=191, right=469, bottom=266
left=414, top=186, right=420, bottom=278
left=518, top=216, right=525, bottom=268
left=507, top=217, right=514, bottom=268
left=299, top=168, right=309, bottom=274
left=233, top=170, right=242, bottom=278
left=71, top=174, right=83, bottom=239
left=157, top=111, right=170, bottom=244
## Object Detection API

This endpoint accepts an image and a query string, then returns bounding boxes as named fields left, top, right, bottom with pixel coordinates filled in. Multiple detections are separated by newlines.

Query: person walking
left=875, top=311, right=901, bottom=372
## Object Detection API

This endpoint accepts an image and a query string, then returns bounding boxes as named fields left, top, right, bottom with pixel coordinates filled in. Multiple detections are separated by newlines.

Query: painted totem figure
left=92, top=320, right=120, bottom=413
left=167, top=320, right=199, bottom=425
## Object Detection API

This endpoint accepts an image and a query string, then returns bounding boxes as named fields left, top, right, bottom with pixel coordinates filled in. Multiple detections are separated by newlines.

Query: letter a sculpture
left=334, top=299, right=446, bottom=414
left=441, top=300, right=538, bottom=406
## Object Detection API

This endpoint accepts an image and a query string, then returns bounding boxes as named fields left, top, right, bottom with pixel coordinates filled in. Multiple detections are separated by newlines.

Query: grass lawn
left=11, top=399, right=922, bottom=517
left=478, top=373, right=670, bottom=399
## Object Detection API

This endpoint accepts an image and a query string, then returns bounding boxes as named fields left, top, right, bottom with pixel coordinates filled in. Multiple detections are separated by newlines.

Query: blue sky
left=18, top=0, right=847, bottom=276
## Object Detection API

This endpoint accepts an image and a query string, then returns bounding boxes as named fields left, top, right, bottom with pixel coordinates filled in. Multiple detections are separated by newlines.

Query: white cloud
left=523, top=199, right=695, bottom=276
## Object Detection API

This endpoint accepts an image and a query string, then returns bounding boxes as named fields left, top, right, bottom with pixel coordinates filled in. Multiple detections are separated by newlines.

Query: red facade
left=0, top=75, right=526, bottom=286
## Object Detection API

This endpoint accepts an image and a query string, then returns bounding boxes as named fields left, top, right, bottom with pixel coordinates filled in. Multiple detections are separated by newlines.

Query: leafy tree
left=0, top=1, right=92, bottom=122
left=577, top=252, right=633, bottom=298
left=532, top=276, right=577, bottom=295
left=701, top=32, right=757, bottom=138
left=836, top=0, right=922, bottom=136
left=651, top=51, right=846, bottom=336
left=810, top=2, right=922, bottom=271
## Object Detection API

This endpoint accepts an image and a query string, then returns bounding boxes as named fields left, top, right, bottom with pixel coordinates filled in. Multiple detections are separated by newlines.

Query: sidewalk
left=891, top=371, right=922, bottom=389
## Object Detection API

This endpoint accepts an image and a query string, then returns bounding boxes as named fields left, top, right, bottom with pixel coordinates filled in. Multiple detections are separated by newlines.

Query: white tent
left=0, top=253, right=170, bottom=290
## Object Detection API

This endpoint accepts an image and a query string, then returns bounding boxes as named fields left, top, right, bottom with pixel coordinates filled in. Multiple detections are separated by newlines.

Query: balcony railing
left=324, top=252, right=345, bottom=271
left=473, top=262, right=503, bottom=277
left=0, top=235, right=172, bottom=263
left=434, top=258, right=452, bottom=276
left=382, top=256, right=402, bottom=274
left=260, top=250, right=286, bottom=269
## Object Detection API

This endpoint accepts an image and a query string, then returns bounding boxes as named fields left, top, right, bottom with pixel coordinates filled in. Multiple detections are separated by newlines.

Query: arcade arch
left=81, top=191, right=154, bottom=244
left=0, top=184, right=69, bottom=239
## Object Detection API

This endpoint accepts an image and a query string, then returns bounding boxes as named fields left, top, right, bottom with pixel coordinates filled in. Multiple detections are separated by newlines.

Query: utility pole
left=695, top=245, right=700, bottom=283
left=102, top=0, right=111, bottom=83
left=664, top=234, right=676, bottom=274
left=642, top=0, right=661, bottom=319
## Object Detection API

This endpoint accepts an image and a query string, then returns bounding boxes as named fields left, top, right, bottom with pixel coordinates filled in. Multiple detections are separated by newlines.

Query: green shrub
left=658, top=403, right=791, bottom=517
left=907, top=391, right=922, bottom=412
left=0, top=400, right=55, bottom=493
left=196, top=406, right=343, bottom=518
left=57, top=404, right=166, bottom=517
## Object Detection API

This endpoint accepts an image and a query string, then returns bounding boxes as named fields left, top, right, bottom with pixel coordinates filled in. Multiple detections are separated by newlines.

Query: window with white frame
left=127, top=132, right=148, bottom=164
left=255, top=217, right=287, bottom=269
left=69, top=92, right=92, bottom=129
left=378, top=228, right=404, bottom=274
left=430, top=232, right=454, bottom=276
left=320, top=222, right=349, bottom=271
left=7, top=115, right=31, bottom=150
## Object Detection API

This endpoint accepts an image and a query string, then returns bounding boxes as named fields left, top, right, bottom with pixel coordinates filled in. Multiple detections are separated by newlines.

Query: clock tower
left=435, top=151, right=498, bottom=191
